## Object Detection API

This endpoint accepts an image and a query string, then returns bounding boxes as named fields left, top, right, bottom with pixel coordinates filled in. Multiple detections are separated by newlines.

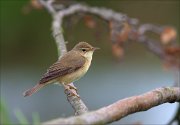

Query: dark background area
left=1, top=0, right=179, bottom=124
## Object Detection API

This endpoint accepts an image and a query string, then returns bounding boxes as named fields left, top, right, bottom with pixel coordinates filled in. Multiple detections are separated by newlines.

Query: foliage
left=1, top=99, right=40, bottom=125
left=0, top=99, right=12, bottom=124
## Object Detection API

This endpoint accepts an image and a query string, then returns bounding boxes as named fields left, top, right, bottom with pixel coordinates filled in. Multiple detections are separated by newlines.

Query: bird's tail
left=23, top=84, right=45, bottom=97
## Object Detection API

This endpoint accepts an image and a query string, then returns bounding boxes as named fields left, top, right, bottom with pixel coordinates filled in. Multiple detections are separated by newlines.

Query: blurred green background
left=1, top=0, right=179, bottom=124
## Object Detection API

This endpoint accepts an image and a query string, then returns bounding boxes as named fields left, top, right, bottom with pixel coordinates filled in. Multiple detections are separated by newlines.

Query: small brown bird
left=23, top=42, right=99, bottom=97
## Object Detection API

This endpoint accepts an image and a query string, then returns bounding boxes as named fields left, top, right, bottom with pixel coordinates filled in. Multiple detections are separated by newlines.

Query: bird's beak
left=92, top=47, right=100, bottom=51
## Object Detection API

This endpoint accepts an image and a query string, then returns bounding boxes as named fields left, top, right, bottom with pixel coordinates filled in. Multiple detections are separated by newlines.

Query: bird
left=23, top=42, right=99, bottom=97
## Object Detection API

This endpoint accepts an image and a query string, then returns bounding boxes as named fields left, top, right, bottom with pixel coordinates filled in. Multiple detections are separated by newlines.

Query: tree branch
left=37, top=0, right=179, bottom=122
left=39, top=0, right=88, bottom=115
left=43, top=87, right=180, bottom=124
left=37, top=0, right=149, bottom=116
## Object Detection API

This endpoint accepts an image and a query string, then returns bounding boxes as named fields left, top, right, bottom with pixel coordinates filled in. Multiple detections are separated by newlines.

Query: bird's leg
left=67, top=83, right=77, bottom=91
left=62, top=83, right=80, bottom=98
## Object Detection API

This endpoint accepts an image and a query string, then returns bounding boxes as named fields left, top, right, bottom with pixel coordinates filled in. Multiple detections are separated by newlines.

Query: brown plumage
left=23, top=42, right=99, bottom=97
left=39, top=51, right=86, bottom=84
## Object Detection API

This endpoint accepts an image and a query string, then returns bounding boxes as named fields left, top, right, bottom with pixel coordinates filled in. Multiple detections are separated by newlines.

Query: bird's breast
left=59, top=59, right=91, bottom=84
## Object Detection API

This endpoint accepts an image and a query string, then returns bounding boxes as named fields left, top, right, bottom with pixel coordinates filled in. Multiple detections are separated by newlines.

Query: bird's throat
left=84, top=51, right=93, bottom=61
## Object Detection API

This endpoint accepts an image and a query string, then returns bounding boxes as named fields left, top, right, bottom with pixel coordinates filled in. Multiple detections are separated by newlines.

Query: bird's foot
left=67, top=84, right=77, bottom=91
left=64, top=85, right=80, bottom=98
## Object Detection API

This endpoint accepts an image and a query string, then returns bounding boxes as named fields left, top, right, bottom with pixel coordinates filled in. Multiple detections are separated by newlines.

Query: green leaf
left=32, top=112, right=40, bottom=125
left=14, top=109, right=29, bottom=125
left=0, top=99, right=11, bottom=124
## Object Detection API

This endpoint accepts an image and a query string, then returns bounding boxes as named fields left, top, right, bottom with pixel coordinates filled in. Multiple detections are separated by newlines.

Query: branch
left=39, top=0, right=88, bottom=115
left=37, top=0, right=141, bottom=116
left=38, top=0, right=133, bottom=115
left=40, top=1, right=128, bottom=59
left=43, top=87, right=180, bottom=124
left=37, top=0, right=179, bottom=120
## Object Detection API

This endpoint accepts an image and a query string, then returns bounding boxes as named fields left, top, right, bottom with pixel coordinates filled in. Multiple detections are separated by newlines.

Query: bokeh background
left=1, top=0, right=180, bottom=124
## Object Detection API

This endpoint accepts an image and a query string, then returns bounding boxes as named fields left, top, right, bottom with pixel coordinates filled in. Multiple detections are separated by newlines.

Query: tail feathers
left=23, top=84, right=44, bottom=97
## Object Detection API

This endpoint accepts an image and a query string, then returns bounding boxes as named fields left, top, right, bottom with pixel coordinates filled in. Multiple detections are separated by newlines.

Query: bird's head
left=73, top=42, right=99, bottom=60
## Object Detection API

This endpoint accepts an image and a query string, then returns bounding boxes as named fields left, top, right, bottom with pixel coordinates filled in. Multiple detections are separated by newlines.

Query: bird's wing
left=39, top=51, right=86, bottom=84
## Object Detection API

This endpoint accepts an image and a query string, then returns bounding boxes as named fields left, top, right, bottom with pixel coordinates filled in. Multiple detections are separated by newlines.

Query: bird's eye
left=81, top=49, right=86, bottom=52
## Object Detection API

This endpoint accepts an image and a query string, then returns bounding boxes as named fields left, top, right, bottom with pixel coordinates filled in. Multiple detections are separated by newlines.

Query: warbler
left=23, top=42, right=99, bottom=97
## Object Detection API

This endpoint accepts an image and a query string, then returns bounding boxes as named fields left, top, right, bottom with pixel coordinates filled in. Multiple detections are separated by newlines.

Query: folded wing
left=39, top=51, right=86, bottom=84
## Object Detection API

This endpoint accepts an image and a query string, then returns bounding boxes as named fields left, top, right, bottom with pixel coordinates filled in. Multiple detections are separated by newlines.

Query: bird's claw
left=67, top=84, right=77, bottom=91
left=64, top=87, right=80, bottom=98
